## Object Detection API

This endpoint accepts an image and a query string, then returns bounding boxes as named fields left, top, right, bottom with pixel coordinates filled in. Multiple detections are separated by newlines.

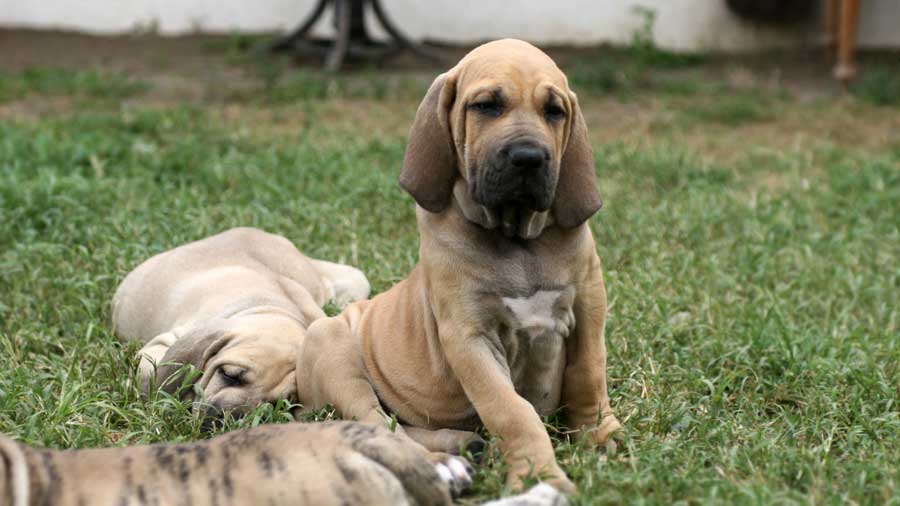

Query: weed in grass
left=628, top=6, right=705, bottom=68
left=562, top=8, right=703, bottom=97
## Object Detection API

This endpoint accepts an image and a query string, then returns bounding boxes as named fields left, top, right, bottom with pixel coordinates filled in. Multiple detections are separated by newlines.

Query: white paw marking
left=447, top=458, right=470, bottom=482
left=435, top=463, right=453, bottom=483
left=525, top=484, right=567, bottom=505
left=435, top=456, right=473, bottom=497
left=482, top=483, right=568, bottom=506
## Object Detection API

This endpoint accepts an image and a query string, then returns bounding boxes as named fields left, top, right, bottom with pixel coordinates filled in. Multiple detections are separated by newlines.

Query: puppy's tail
left=0, top=435, right=29, bottom=506
left=310, top=260, right=371, bottom=308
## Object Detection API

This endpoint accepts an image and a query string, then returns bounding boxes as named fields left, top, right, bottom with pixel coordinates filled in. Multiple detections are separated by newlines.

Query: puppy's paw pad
left=434, top=455, right=474, bottom=497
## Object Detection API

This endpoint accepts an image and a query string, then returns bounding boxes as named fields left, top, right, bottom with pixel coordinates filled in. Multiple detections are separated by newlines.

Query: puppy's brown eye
left=218, top=367, right=245, bottom=387
left=469, top=100, right=503, bottom=118
left=544, top=104, right=566, bottom=122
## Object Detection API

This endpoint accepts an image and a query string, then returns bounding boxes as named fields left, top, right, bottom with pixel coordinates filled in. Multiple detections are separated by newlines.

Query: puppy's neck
left=451, top=180, right=552, bottom=240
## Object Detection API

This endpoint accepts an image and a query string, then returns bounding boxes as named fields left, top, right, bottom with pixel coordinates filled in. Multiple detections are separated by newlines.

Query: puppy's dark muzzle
left=474, top=141, right=555, bottom=211
left=195, top=401, right=248, bottom=432
left=199, top=405, right=225, bottom=432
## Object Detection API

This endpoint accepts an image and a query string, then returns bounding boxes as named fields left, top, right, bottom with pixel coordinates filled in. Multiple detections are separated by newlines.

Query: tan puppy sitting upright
left=298, top=39, right=621, bottom=492
left=113, top=227, right=369, bottom=417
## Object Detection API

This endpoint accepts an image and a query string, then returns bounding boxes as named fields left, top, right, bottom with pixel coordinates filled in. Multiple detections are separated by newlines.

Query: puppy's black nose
left=507, top=143, right=548, bottom=170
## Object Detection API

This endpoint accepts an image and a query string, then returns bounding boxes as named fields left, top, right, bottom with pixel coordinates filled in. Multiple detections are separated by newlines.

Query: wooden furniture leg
left=370, top=0, right=444, bottom=63
left=833, top=0, right=861, bottom=86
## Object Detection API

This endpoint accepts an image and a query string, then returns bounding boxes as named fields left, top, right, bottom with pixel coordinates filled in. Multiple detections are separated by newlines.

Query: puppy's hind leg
left=339, top=423, right=471, bottom=501
left=402, top=425, right=485, bottom=457
left=330, top=450, right=415, bottom=506
left=297, top=318, right=475, bottom=497
left=296, top=317, right=387, bottom=425
left=309, top=259, right=370, bottom=308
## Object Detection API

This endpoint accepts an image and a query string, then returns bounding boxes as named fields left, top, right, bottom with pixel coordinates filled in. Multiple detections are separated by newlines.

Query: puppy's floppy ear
left=154, top=322, right=232, bottom=397
left=399, top=72, right=459, bottom=213
left=0, top=435, right=29, bottom=506
left=553, top=91, right=602, bottom=228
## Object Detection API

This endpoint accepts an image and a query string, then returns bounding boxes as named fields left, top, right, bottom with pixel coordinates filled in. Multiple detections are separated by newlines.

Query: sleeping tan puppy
left=0, top=421, right=483, bottom=506
left=112, top=227, right=369, bottom=417
left=298, top=39, right=621, bottom=492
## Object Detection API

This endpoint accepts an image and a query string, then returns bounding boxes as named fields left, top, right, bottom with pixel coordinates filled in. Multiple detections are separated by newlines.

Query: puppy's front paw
left=433, top=454, right=474, bottom=497
left=483, top=483, right=569, bottom=506
left=555, top=307, right=576, bottom=338
left=591, top=414, right=623, bottom=449
left=506, top=464, right=574, bottom=495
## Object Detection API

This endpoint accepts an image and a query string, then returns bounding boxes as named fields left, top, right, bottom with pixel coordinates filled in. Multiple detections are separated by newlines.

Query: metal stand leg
left=270, top=0, right=444, bottom=70
left=325, top=0, right=353, bottom=72
left=370, top=0, right=444, bottom=64
left=269, top=0, right=330, bottom=52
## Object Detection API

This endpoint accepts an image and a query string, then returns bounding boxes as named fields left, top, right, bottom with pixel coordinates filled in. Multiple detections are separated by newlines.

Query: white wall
left=3, top=0, right=899, bottom=51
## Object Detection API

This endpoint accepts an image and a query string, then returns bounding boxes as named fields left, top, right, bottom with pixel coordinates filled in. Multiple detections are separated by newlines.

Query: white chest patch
left=499, top=288, right=576, bottom=416
left=502, top=290, right=564, bottom=335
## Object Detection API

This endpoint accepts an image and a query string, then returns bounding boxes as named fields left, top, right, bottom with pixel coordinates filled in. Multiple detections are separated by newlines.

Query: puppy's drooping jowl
left=298, top=39, right=621, bottom=492
left=112, top=227, right=369, bottom=416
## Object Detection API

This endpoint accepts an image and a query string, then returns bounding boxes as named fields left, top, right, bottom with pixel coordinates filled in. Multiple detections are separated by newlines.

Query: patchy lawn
left=1, top=30, right=898, bottom=505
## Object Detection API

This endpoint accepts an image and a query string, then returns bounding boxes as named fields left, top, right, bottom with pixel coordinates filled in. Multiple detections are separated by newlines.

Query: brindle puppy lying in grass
left=0, top=421, right=566, bottom=506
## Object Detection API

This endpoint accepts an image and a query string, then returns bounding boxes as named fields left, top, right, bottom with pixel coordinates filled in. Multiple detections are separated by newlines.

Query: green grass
left=1, top=59, right=899, bottom=505
left=0, top=67, right=148, bottom=103
left=852, top=65, right=900, bottom=107
left=262, top=67, right=423, bottom=103
left=682, top=92, right=777, bottom=126
left=563, top=50, right=705, bottom=98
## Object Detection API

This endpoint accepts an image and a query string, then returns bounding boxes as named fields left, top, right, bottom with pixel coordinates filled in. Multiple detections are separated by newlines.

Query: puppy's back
left=112, top=227, right=328, bottom=343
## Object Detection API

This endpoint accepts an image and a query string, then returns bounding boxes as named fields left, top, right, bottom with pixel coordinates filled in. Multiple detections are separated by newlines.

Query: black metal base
left=270, top=0, right=444, bottom=71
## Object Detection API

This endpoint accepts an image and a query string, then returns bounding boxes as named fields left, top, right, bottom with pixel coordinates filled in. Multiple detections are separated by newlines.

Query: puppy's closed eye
left=218, top=366, right=247, bottom=387
left=544, top=103, right=566, bottom=122
left=469, top=99, right=504, bottom=118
